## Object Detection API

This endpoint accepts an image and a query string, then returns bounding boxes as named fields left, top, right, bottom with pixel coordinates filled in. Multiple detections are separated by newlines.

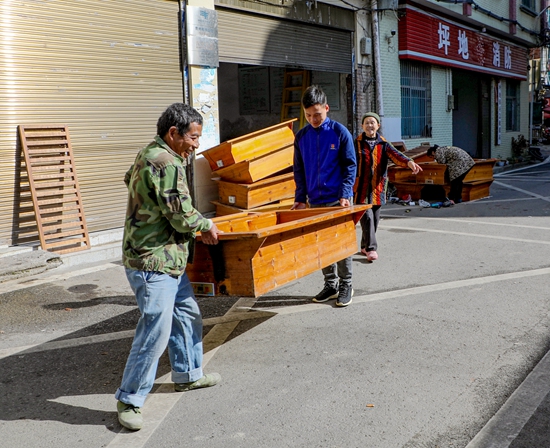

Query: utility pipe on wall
left=372, top=0, right=384, bottom=119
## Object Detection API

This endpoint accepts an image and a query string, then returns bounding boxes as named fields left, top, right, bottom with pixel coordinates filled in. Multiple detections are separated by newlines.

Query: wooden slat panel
left=19, top=125, right=91, bottom=254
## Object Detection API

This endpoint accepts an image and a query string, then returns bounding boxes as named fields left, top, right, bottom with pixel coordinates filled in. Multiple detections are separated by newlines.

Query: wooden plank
left=217, top=172, right=295, bottom=209
left=202, top=119, right=296, bottom=171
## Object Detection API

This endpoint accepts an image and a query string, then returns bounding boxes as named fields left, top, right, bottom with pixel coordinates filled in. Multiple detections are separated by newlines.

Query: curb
left=466, top=349, right=550, bottom=448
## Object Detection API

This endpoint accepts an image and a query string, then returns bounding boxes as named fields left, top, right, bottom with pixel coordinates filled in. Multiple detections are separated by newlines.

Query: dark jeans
left=360, top=205, right=381, bottom=251
left=310, top=200, right=352, bottom=287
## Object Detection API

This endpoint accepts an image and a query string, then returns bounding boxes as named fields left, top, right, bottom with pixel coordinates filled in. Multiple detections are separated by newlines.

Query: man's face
left=304, top=103, right=329, bottom=128
left=362, top=117, right=380, bottom=138
left=165, top=122, right=202, bottom=158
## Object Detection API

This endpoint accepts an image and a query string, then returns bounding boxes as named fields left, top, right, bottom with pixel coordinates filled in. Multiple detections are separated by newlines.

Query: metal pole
left=372, top=0, right=384, bottom=119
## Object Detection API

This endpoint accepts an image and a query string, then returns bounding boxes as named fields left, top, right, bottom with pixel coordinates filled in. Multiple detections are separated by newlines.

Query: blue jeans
left=115, top=269, right=204, bottom=407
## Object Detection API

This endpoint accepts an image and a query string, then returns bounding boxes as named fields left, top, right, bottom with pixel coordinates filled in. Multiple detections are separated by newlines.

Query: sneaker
left=335, top=284, right=354, bottom=307
left=174, top=372, right=221, bottom=392
left=360, top=248, right=368, bottom=256
left=117, top=401, right=142, bottom=431
left=312, top=284, right=339, bottom=303
left=366, top=250, right=378, bottom=262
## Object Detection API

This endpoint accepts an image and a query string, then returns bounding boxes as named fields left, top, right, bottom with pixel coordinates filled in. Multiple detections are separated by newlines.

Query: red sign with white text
left=399, top=7, right=528, bottom=80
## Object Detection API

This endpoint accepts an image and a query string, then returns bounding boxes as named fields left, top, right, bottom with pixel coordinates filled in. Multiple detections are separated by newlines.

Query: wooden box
left=212, top=198, right=294, bottom=216
left=387, top=166, right=416, bottom=183
left=464, top=159, right=497, bottom=182
left=187, top=205, right=369, bottom=297
left=202, top=119, right=296, bottom=172
left=217, top=172, right=295, bottom=210
left=390, top=182, right=424, bottom=200
left=212, top=145, right=293, bottom=183
left=462, top=180, right=492, bottom=201
left=414, top=162, right=448, bottom=185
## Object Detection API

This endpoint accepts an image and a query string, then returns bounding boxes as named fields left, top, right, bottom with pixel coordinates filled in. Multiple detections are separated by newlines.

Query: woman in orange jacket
left=355, top=112, right=422, bottom=261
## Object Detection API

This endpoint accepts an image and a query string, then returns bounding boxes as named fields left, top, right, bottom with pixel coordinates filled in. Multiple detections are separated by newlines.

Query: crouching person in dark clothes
left=115, top=103, right=222, bottom=431
left=427, top=145, right=475, bottom=204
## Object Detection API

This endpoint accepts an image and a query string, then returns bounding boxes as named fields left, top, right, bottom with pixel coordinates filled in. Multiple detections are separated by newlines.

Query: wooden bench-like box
left=187, top=206, right=369, bottom=297
left=217, top=172, right=295, bottom=209
left=202, top=119, right=296, bottom=172
left=390, top=158, right=496, bottom=201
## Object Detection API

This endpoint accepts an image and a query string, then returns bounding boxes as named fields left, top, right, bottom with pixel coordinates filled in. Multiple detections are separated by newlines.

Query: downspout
left=372, top=0, right=384, bottom=119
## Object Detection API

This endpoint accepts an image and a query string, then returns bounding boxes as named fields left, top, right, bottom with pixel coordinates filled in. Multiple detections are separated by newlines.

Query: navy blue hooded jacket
left=293, top=117, right=357, bottom=205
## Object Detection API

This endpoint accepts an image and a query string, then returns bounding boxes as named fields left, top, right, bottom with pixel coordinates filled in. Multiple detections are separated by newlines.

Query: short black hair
left=301, top=85, right=327, bottom=109
left=427, top=145, right=439, bottom=157
left=157, top=103, right=203, bottom=138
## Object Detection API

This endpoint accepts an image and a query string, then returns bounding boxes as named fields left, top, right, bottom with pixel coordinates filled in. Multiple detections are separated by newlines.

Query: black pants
left=360, top=205, right=381, bottom=251
left=449, top=169, right=471, bottom=203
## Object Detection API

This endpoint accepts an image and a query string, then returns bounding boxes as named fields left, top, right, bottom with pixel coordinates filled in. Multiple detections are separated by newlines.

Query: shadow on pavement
left=0, top=292, right=265, bottom=430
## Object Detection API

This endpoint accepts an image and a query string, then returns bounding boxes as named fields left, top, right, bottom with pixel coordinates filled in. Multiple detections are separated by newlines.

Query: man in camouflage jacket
left=115, top=103, right=221, bottom=431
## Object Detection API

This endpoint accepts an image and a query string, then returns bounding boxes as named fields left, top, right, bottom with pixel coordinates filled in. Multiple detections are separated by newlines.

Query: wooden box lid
left=211, top=144, right=293, bottom=184
left=202, top=119, right=296, bottom=172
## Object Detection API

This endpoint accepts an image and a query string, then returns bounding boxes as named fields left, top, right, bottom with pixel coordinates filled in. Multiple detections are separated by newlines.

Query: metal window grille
left=400, top=61, right=432, bottom=139
left=505, top=81, right=520, bottom=132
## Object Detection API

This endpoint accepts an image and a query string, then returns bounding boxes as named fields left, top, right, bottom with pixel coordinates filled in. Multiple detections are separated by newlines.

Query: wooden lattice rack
left=18, top=125, right=91, bottom=254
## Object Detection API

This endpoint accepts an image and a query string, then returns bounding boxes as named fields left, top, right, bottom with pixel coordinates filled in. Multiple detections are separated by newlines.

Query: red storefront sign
left=399, top=7, right=528, bottom=80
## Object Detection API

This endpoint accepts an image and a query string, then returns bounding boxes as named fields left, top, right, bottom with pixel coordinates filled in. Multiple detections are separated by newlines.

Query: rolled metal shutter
left=0, top=0, right=182, bottom=246
left=217, top=8, right=352, bottom=74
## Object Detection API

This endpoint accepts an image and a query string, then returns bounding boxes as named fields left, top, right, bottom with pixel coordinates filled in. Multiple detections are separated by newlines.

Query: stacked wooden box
left=387, top=145, right=497, bottom=202
left=203, top=120, right=297, bottom=216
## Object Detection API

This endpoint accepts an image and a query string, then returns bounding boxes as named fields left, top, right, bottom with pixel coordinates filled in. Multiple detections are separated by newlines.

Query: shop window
left=505, top=81, right=520, bottom=132
left=400, top=61, right=432, bottom=138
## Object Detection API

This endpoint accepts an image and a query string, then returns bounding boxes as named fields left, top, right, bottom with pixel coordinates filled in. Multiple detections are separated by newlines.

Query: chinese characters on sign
left=400, top=9, right=527, bottom=80
left=457, top=30, right=469, bottom=60
left=438, top=23, right=450, bottom=55
left=435, top=21, right=514, bottom=70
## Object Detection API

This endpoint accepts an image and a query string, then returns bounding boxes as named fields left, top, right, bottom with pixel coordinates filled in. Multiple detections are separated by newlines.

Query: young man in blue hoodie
left=292, top=85, right=357, bottom=307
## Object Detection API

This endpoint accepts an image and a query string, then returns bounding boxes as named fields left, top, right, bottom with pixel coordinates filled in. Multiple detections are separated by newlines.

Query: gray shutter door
left=217, top=9, right=352, bottom=74
left=0, top=0, right=182, bottom=246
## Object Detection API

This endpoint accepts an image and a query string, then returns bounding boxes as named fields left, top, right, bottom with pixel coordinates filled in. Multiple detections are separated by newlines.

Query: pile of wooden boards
left=387, top=144, right=497, bottom=202
left=202, top=120, right=297, bottom=216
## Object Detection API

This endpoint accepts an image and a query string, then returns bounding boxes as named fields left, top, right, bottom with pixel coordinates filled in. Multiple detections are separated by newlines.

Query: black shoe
left=335, top=284, right=354, bottom=307
left=313, top=284, right=339, bottom=302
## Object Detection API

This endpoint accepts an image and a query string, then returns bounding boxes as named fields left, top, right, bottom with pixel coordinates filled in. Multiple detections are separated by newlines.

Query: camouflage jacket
left=122, top=136, right=212, bottom=277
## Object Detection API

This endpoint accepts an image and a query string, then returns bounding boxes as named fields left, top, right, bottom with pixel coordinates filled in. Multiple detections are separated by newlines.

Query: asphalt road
left=0, top=158, right=549, bottom=448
